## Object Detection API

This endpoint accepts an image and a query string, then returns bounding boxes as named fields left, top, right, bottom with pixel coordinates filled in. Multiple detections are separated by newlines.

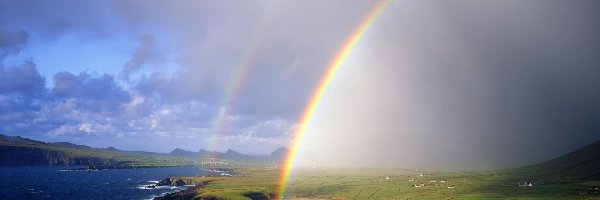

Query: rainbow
left=206, top=38, right=261, bottom=158
left=276, top=0, right=391, bottom=198
left=207, top=2, right=283, bottom=157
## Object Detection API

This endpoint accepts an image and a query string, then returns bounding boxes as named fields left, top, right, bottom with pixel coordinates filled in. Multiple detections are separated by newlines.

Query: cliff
left=0, top=145, right=114, bottom=166
left=0, top=134, right=169, bottom=167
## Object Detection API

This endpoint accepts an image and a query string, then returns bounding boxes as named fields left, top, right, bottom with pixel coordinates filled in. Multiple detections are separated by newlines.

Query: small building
left=518, top=181, right=534, bottom=187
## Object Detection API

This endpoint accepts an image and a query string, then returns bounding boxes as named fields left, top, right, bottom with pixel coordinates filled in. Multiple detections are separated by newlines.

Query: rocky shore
left=153, top=178, right=212, bottom=200
left=150, top=168, right=237, bottom=199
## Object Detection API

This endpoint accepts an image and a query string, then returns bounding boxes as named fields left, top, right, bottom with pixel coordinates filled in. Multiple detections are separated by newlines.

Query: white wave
left=137, top=185, right=155, bottom=190
left=137, top=184, right=179, bottom=190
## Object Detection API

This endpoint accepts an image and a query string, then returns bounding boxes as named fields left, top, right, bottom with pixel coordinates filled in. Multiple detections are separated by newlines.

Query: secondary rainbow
left=207, top=2, right=283, bottom=157
left=277, top=0, right=391, bottom=198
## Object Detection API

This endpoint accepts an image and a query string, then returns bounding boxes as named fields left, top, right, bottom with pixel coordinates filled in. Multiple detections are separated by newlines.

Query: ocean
left=0, top=166, right=207, bottom=200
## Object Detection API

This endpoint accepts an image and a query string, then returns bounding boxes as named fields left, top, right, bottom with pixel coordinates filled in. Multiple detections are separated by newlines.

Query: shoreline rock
left=156, top=178, right=188, bottom=186
left=153, top=180, right=212, bottom=200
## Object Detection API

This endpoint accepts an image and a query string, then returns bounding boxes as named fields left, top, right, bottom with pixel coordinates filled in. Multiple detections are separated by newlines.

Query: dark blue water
left=0, top=166, right=208, bottom=200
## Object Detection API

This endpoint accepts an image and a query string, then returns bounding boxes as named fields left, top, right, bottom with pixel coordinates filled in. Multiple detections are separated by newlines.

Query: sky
left=1, top=0, right=600, bottom=169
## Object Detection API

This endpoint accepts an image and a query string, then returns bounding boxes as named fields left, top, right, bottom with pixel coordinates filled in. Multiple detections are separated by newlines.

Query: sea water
left=0, top=166, right=207, bottom=200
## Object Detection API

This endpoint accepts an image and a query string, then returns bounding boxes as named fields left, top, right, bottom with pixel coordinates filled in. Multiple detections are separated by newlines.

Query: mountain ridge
left=0, top=134, right=287, bottom=167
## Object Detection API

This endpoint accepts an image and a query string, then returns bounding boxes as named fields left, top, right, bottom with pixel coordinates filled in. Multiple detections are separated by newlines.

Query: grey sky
left=0, top=0, right=599, bottom=169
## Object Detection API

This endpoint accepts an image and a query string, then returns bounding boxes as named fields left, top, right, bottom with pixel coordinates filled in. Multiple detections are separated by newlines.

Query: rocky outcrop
left=154, top=180, right=213, bottom=200
left=157, top=178, right=189, bottom=186
left=153, top=187, right=198, bottom=200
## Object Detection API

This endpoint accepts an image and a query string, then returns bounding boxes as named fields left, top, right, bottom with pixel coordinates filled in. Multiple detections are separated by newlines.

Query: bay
left=0, top=166, right=207, bottom=200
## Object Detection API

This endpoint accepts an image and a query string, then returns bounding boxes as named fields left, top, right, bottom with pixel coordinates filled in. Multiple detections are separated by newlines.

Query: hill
left=0, top=134, right=285, bottom=167
left=514, top=139, right=600, bottom=180
left=269, top=146, right=290, bottom=160
left=168, top=148, right=267, bottom=161
left=0, top=134, right=185, bottom=167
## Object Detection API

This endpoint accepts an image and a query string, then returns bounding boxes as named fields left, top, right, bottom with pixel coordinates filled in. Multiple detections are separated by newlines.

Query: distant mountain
left=105, top=147, right=119, bottom=151
left=53, top=142, right=93, bottom=149
left=167, top=147, right=287, bottom=161
left=0, top=134, right=286, bottom=167
left=516, top=139, right=600, bottom=180
left=270, top=147, right=290, bottom=158
left=170, top=148, right=200, bottom=157
left=225, top=149, right=241, bottom=155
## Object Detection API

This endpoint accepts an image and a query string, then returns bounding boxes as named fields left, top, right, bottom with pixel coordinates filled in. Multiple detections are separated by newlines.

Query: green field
left=166, top=139, right=600, bottom=199
left=175, top=167, right=600, bottom=200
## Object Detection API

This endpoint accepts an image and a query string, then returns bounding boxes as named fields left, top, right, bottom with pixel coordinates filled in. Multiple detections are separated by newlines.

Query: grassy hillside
left=0, top=134, right=193, bottom=167
left=513, top=140, right=600, bottom=181
left=0, top=134, right=283, bottom=167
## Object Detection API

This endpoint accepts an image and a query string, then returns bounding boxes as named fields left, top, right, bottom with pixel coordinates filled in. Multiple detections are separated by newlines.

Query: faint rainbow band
left=206, top=2, right=283, bottom=158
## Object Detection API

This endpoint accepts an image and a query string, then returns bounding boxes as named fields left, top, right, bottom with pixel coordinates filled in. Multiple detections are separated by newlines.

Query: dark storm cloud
left=52, top=72, right=130, bottom=112
left=0, top=61, right=46, bottom=123
left=0, top=27, right=28, bottom=58
left=0, top=63, right=132, bottom=134
left=0, top=61, right=45, bottom=94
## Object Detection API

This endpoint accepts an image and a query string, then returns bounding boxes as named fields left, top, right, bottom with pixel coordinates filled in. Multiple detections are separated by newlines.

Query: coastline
left=59, top=164, right=199, bottom=171
left=1, top=166, right=208, bottom=200
left=153, top=179, right=212, bottom=200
